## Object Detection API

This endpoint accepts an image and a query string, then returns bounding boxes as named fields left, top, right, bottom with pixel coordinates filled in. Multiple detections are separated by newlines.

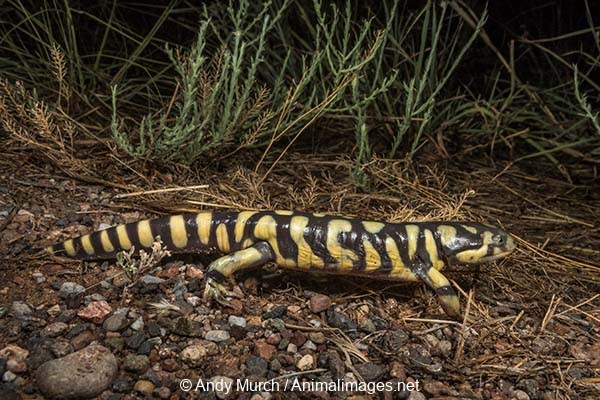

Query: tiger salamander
left=45, top=210, right=516, bottom=317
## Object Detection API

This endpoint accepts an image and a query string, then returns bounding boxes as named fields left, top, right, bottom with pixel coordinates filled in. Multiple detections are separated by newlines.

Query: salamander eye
left=493, top=234, right=504, bottom=245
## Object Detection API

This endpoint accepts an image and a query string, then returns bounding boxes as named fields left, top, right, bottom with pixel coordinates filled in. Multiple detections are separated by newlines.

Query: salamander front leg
left=413, top=263, right=461, bottom=318
left=203, top=242, right=275, bottom=306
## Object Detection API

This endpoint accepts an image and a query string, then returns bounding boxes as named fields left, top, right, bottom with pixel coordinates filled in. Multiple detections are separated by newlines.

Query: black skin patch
left=435, top=285, right=454, bottom=296
left=206, top=268, right=228, bottom=284
left=124, top=220, right=142, bottom=250
left=275, top=215, right=298, bottom=262
left=303, top=216, right=339, bottom=268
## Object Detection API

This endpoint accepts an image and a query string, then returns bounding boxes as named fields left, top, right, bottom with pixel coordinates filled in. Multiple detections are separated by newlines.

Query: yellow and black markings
left=46, top=210, right=515, bottom=318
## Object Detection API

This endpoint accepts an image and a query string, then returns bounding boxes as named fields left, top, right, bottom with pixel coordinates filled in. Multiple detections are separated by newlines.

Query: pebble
left=140, top=275, right=165, bottom=285
left=103, top=308, right=131, bottom=331
left=186, top=266, right=204, bottom=279
left=134, top=380, right=155, bottom=396
left=125, top=332, right=146, bottom=350
left=327, top=310, right=357, bottom=331
left=228, top=315, right=247, bottom=328
left=41, top=322, right=70, bottom=338
left=70, top=330, right=96, bottom=350
left=296, top=354, right=314, bottom=371
left=211, top=376, right=234, bottom=399
left=10, top=301, right=32, bottom=320
left=77, top=300, right=112, bottom=324
left=181, top=342, right=218, bottom=366
left=155, top=386, right=171, bottom=399
left=130, top=316, right=144, bottom=331
left=123, top=354, right=150, bottom=373
left=138, top=338, right=160, bottom=355
left=84, top=293, right=106, bottom=303
left=173, top=317, right=203, bottom=337
left=255, top=341, right=276, bottom=360
left=47, top=304, right=61, bottom=318
left=3, top=371, right=17, bottom=382
left=35, top=344, right=117, bottom=399
left=328, top=351, right=345, bottom=379
left=309, top=294, right=332, bottom=313
left=145, top=321, right=163, bottom=337
left=308, top=332, right=326, bottom=344
left=0, top=345, right=29, bottom=374
left=513, top=389, right=531, bottom=400
left=263, top=306, right=287, bottom=319
left=355, top=362, right=385, bottom=381
left=205, top=330, right=230, bottom=342
left=32, top=272, right=46, bottom=284
left=408, top=391, right=426, bottom=400
left=301, top=340, right=317, bottom=351
left=49, top=339, right=73, bottom=358
left=58, top=282, right=86, bottom=299
left=246, top=357, right=269, bottom=376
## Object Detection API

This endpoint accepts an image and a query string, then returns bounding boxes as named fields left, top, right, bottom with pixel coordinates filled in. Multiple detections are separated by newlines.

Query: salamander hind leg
left=203, top=242, right=275, bottom=306
left=413, top=264, right=461, bottom=319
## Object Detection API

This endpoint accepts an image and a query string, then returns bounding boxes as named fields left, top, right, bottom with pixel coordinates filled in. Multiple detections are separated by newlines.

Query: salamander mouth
left=478, top=249, right=515, bottom=263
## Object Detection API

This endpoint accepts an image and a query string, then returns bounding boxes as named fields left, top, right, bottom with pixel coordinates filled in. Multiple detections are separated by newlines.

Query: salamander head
left=437, top=223, right=516, bottom=264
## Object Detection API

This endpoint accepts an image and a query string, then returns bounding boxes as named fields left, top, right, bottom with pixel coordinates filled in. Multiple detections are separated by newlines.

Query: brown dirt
left=1, top=150, right=599, bottom=399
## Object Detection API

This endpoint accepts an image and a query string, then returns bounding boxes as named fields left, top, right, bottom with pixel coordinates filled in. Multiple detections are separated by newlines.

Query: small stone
left=296, top=354, right=314, bottom=371
left=140, top=275, right=165, bottom=285
left=3, top=371, right=17, bottom=382
left=389, top=362, right=406, bottom=380
left=47, top=305, right=61, bottom=318
left=186, top=295, right=202, bottom=306
left=143, top=337, right=162, bottom=355
left=145, top=321, right=162, bottom=337
left=513, top=390, right=531, bottom=400
left=308, top=332, right=326, bottom=344
left=408, top=391, right=426, bottom=400
left=48, top=339, right=73, bottom=358
left=41, top=322, right=70, bottom=338
left=103, top=308, right=131, bottom=331
left=355, top=362, right=385, bottom=381
left=309, top=294, right=331, bottom=313
left=58, top=282, right=86, bottom=299
left=104, top=337, right=125, bottom=351
left=255, top=341, right=276, bottom=360
left=186, top=266, right=204, bottom=279
left=125, top=332, right=146, bottom=349
left=155, top=386, right=171, bottom=399
left=181, top=342, right=218, bottom=367
left=35, top=344, right=117, bottom=399
left=173, top=317, right=203, bottom=337
left=130, top=316, right=144, bottom=331
left=134, top=379, right=155, bottom=396
left=228, top=315, right=247, bottom=328
left=84, top=293, right=106, bottom=303
left=301, top=340, right=317, bottom=351
left=263, top=306, right=287, bottom=319
left=327, top=310, right=357, bottom=331
left=286, top=343, right=298, bottom=353
left=32, top=272, right=46, bottom=284
left=77, top=301, right=111, bottom=324
left=123, top=354, right=150, bottom=373
left=287, top=305, right=302, bottom=314
left=10, top=301, right=32, bottom=320
left=328, top=350, right=344, bottom=379
left=70, top=330, right=96, bottom=350
left=158, top=265, right=181, bottom=279
left=112, top=377, right=132, bottom=392
left=0, top=345, right=29, bottom=373
left=211, top=376, right=234, bottom=399
left=246, top=357, right=269, bottom=376
left=205, top=330, right=230, bottom=342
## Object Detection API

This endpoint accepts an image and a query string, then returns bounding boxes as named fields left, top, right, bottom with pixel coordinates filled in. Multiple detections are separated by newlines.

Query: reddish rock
left=185, top=266, right=204, bottom=279
left=309, top=294, right=332, bottom=313
left=77, top=300, right=112, bottom=324
left=255, top=341, right=276, bottom=360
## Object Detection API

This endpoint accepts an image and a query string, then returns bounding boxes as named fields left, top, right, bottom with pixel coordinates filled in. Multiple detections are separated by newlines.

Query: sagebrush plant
left=111, top=0, right=394, bottom=165
left=1, top=0, right=599, bottom=182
